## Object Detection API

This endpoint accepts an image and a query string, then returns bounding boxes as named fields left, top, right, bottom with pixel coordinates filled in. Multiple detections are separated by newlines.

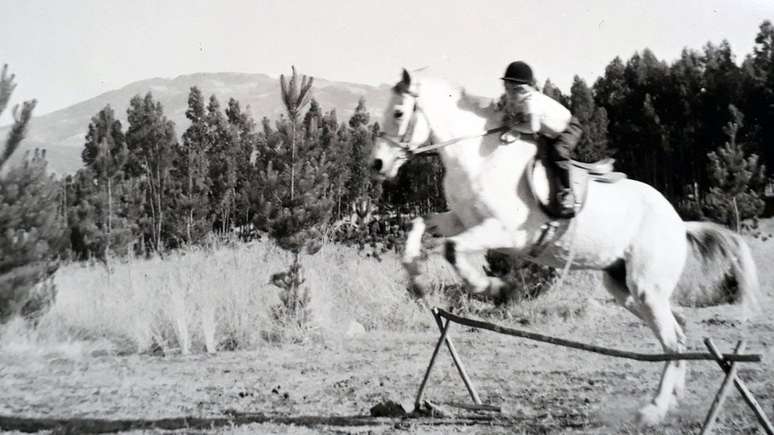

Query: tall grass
left=3, top=219, right=771, bottom=357
left=0, top=238, right=445, bottom=356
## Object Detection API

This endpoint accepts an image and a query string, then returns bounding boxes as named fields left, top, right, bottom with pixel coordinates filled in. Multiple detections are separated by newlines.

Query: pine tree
left=81, top=105, right=130, bottom=260
left=702, top=105, right=766, bottom=228
left=319, top=109, right=351, bottom=220
left=700, top=40, right=745, bottom=159
left=348, top=97, right=370, bottom=128
left=204, top=95, right=237, bottom=233
left=66, top=167, right=100, bottom=259
left=346, top=98, right=376, bottom=211
left=125, top=93, right=177, bottom=253
left=640, top=93, right=670, bottom=189
left=281, top=66, right=313, bottom=201
left=746, top=20, right=774, bottom=176
left=253, top=67, right=334, bottom=331
left=303, top=98, right=322, bottom=133
left=569, top=76, right=608, bottom=162
left=172, top=87, right=211, bottom=244
left=255, top=67, right=333, bottom=252
left=0, top=65, right=64, bottom=322
left=226, top=98, right=259, bottom=235
left=669, top=49, right=706, bottom=192
left=0, top=67, right=34, bottom=170
left=594, top=57, right=627, bottom=109
left=542, top=79, right=569, bottom=106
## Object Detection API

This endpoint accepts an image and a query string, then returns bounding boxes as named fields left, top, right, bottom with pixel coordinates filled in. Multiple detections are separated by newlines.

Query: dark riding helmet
left=501, top=61, right=535, bottom=86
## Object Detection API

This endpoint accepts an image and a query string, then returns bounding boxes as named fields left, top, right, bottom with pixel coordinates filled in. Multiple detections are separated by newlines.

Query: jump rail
left=435, top=308, right=761, bottom=362
left=415, top=307, right=773, bottom=435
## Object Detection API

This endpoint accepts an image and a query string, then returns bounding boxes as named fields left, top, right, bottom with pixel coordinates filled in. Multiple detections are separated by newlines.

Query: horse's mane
left=459, top=89, right=499, bottom=119
left=414, top=76, right=499, bottom=120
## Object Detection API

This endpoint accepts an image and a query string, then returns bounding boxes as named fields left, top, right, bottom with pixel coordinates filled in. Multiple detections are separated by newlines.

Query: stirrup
left=500, top=132, right=517, bottom=144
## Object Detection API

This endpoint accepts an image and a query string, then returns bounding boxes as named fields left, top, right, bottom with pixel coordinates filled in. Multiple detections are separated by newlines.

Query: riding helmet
left=501, top=61, right=535, bottom=85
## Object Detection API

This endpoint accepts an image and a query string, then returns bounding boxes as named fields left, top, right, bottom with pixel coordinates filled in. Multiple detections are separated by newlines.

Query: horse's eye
left=394, top=110, right=404, bottom=119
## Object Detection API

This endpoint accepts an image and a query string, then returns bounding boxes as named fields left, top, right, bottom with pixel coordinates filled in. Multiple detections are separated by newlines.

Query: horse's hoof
left=636, top=403, right=666, bottom=427
left=668, top=393, right=680, bottom=409
left=487, top=277, right=506, bottom=292
left=673, top=380, right=686, bottom=402
left=409, top=275, right=432, bottom=298
left=488, top=278, right=513, bottom=306
left=402, top=258, right=421, bottom=276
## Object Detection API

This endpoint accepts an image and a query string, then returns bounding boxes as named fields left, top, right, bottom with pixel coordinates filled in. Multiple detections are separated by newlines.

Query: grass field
left=0, top=227, right=615, bottom=358
left=0, top=219, right=772, bottom=434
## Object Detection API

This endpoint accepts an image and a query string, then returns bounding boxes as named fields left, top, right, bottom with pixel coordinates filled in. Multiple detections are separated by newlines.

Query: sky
left=0, top=0, right=772, bottom=124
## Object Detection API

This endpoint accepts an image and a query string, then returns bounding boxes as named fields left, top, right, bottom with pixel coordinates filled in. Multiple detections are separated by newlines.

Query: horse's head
left=370, top=69, right=432, bottom=180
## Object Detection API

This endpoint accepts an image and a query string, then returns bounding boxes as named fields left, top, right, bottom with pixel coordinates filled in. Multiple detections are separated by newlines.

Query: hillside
left=1, top=72, right=400, bottom=175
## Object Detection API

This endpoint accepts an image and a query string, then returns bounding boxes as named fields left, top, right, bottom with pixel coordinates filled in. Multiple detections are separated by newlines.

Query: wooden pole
left=704, top=338, right=774, bottom=435
left=414, top=317, right=452, bottom=410
left=435, top=309, right=761, bottom=363
left=700, top=340, right=745, bottom=435
left=430, top=308, right=482, bottom=405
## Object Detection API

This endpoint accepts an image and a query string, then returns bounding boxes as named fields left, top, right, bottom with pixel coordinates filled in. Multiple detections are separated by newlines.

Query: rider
left=500, top=60, right=583, bottom=218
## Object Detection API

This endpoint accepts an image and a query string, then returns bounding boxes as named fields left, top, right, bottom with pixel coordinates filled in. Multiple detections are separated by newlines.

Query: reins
left=378, top=123, right=509, bottom=156
left=411, top=126, right=510, bottom=155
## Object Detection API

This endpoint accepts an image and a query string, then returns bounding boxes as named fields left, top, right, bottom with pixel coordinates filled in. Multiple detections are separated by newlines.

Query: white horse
left=369, top=69, right=760, bottom=425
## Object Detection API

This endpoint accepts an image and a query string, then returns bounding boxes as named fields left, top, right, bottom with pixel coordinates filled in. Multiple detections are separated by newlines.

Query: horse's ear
left=401, top=68, right=412, bottom=86
left=393, top=68, right=413, bottom=94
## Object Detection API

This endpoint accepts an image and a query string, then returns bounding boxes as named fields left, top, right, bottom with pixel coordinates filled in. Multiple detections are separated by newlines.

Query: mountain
left=1, top=72, right=398, bottom=175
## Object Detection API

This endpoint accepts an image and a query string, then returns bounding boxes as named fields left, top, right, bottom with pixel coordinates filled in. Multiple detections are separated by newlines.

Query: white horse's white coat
left=369, top=70, right=759, bottom=426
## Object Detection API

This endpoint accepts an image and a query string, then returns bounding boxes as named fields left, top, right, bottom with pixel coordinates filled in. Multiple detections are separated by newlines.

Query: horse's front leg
left=403, top=212, right=464, bottom=296
left=443, top=218, right=516, bottom=299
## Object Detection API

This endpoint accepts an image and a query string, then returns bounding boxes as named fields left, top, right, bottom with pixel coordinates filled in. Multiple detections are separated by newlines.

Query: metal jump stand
left=415, top=307, right=773, bottom=435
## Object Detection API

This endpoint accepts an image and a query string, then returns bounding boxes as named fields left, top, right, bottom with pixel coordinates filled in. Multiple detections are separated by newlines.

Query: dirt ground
left=0, top=299, right=772, bottom=435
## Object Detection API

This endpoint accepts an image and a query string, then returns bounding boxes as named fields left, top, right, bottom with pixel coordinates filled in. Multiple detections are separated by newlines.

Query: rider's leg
left=551, top=117, right=583, bottom=217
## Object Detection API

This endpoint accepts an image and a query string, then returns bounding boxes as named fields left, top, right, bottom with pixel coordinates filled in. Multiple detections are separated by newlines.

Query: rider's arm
left=510, top=112, right=540, bottom=134
left=509, top=93, right=541, bottom=134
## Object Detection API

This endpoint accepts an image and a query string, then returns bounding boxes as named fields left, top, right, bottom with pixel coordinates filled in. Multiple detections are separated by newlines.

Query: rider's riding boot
left=554, top=159, right=577, bottom=218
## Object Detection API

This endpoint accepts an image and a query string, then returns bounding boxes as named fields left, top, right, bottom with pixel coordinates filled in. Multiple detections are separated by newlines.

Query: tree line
left=577, top=21, right=774, bottom=223
left=59, top=78, right=388, bottom=260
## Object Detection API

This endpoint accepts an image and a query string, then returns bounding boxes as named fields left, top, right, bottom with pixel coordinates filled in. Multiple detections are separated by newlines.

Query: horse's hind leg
left=603, top=265, right=687, bottom=425
left=623, top=252, right=688, bottom=426
left=603, top=270, right=687, bottom=352
left=403, top=212, right=464, bottom=296
left=633, top=293, right=687, bottom=425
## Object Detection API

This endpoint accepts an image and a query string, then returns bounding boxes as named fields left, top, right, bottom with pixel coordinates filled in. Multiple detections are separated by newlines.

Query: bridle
left=377, top=89, right=424, bottom=157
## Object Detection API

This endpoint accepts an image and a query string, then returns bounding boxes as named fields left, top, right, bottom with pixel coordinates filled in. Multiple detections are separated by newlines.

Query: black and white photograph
left=1, top=1, right=773, bottom=433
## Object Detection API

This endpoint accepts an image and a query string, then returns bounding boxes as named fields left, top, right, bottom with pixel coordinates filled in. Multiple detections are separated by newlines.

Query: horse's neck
left=425, top=96, right=521, bottom=177
left=422, top=97, right=494, bottom=171
left=418, top=80, right=538, bottom=179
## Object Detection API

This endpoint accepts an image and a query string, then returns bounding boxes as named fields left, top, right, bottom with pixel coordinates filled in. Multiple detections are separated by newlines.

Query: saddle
left=526, top=156, right=627, bottom=219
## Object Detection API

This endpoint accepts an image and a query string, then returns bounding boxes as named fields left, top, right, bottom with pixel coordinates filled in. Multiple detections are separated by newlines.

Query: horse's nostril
left=372, top=159, right=383, bottom=172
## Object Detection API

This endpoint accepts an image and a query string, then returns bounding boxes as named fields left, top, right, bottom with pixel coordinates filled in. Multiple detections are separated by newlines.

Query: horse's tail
left=674, top=221, right=760, bottom=311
